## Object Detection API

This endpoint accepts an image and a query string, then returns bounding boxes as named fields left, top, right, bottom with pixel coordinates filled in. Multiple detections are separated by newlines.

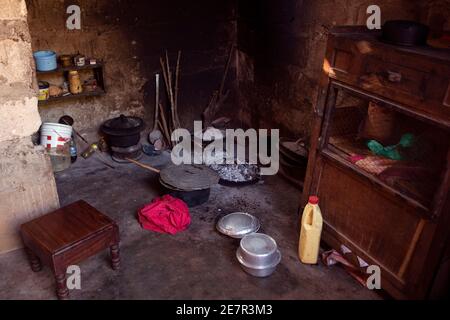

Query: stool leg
left=110, top=244, right=120, bottom=270
left=55, top=273, right=69, bottom=300
left=25, top=248, right=42, bottom=272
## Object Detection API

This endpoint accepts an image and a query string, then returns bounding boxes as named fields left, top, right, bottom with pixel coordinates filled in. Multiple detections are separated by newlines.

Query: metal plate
left=160, top=164, right=219, bottom=191
left=216, top=212, right=260, bottom=239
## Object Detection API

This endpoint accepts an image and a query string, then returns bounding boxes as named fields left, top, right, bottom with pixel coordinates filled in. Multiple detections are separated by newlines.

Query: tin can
left=60, top=55, right=72, bottom=67
left=38, top=81, right=50, bottom=101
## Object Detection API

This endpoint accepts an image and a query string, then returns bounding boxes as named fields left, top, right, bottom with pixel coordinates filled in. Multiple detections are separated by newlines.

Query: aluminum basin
left=236, top=233, right=281, bottom=277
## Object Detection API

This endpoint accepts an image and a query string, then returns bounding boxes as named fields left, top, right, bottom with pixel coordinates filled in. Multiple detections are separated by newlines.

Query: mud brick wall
left=419, top=0, right=450, bottom=35
left=236, top=0, right=429, bottom=142
left=25, top=0, right=238, bottom=135
left=0, top=0, right=59, bottom=254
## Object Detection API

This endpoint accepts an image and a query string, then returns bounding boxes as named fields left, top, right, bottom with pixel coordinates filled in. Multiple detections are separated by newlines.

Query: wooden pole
left=125, top=158, right=161, bottom=174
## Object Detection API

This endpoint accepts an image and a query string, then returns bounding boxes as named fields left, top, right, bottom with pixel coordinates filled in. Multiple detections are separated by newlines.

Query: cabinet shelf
left=321, top=146, right=430, bottom=214
left=36, top=62, right=104, bottom=75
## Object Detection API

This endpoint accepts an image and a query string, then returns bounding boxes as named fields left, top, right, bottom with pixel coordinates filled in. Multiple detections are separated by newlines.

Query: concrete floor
left=0, top=151, right=381, bottom=300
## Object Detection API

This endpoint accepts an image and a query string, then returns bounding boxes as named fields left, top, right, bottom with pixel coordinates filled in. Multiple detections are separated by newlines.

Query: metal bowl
left=238, top=233, right=280, bottom=267
left=216, top=212, right=260, bottom=239
left=236, top=246, right=281, bottom=278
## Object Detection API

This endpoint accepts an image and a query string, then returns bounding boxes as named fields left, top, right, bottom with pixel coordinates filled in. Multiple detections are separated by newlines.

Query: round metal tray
left=216, top=212, right=260, bottom=239
left=160, top=164, right=219, bottom=191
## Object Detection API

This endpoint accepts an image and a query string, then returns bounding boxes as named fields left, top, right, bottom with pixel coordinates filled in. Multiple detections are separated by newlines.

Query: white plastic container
left=40, top=122, right=73, bottom=149
left=298, top=196, right=323, bottom=264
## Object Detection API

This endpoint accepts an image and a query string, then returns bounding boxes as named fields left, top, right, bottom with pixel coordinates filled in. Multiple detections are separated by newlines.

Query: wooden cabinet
left=302, top=27, right=450, bottom=299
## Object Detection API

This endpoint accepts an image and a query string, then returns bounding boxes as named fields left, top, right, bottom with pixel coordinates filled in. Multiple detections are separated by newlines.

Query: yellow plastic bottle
left=298, top=196, right=323, bottom=264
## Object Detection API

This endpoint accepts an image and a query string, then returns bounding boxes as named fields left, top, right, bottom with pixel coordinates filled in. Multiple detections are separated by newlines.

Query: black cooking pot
left=382, top=20, right=429, bottom=47
left=101, top=114, right=144, bottom=147
left=161, top=185, right=211, bottom=208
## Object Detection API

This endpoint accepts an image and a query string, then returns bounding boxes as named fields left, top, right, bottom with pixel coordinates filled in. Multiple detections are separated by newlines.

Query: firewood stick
left=203, top=90, right=219, bottom=127
left=174, top=50, right=182, bottom=127
left=160, top=56, right=177, bottom=130
left=219, top=45, right=235, bottom=97
left=160, top=57, right=171, bottom=102
left=125, top=158, right=161, bottom=174
left=157, top=120, right=170, bottom=147
left=165, top=51, right=177, bottom=129
left=158, top=119, right=171, bottom=147
left=159, top=103, right=172, bottom=148
left=160, top=54, right=177, bottom=130
left=202, top=45, right=234, bottom=127
left=154, top=73, right=160, bottom=131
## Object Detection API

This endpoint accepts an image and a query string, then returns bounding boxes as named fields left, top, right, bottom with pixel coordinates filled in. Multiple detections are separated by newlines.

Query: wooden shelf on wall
left=37, top=61, right=106, bottom=106
left=36, top=62, right=104, bottom=75
left=38, top=89, right=106, bottom=106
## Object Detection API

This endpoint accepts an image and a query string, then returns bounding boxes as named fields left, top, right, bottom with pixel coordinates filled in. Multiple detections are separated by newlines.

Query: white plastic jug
left=298, top=196, right=323, bottom=264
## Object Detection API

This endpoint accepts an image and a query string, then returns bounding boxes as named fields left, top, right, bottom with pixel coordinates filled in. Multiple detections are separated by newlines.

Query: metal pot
left=382, top=20, right=429, bottom=47
left=236, top=254, right=281, bottom=277
left=101, top=114, right=144, bottom=148
left=236, top=233, right=281, bottom=277
left=160, top=179, right=211, bottom=208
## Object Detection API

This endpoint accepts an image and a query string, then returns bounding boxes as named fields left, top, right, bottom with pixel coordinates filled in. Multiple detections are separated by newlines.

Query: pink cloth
left=138, top=195, right=191, bottom=235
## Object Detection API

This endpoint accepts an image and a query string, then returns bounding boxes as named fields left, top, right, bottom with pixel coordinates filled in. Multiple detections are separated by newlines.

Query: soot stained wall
left=26, top=0, right=237, bottom=136
left=237, top=0, right=428, bottom=142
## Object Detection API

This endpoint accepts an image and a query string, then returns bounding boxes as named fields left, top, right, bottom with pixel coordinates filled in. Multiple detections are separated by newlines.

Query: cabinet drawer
left=359, top=57, right=426, bottom=100
left=327, top=36, right=450, bottom=125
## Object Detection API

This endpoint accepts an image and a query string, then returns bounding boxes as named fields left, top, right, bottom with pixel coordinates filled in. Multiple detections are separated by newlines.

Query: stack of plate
left=216, top=212, right=282, bottom=278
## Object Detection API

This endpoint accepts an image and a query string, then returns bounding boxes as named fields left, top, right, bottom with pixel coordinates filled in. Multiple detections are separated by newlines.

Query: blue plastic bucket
left=33, top=51, right=57, bottom=71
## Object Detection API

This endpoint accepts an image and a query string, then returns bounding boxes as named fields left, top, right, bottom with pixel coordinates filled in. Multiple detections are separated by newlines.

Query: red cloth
left=138, top=195, right=191, bottom=235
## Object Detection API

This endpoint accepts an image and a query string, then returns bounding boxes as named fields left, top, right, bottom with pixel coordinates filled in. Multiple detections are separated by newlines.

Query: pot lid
left=160, top=164, right=219, bottom=191
left=101, top=114, right=144, bottom=136
left=216, top=212, right=260, bottom=239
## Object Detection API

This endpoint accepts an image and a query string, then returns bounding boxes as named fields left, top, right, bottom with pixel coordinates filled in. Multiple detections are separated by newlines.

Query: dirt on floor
left=0, top=151, right=381, bottom=300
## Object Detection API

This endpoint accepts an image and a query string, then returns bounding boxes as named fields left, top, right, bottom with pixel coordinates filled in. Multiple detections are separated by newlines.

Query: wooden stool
left=21, top=200, right=120, bottom=300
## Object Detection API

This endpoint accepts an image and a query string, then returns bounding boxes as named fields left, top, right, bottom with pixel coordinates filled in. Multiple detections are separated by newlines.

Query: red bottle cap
left=309, top=196, right=319, bottom=205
